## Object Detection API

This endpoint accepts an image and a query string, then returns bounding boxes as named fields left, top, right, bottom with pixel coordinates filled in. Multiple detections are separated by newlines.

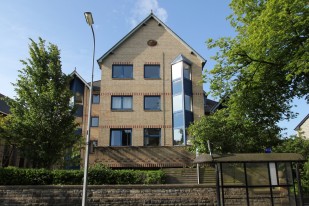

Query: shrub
left=0, top=166, right=165, bottom=185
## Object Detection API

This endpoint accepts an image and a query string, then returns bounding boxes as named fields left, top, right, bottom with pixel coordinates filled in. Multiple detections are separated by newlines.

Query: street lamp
left=82, top=11, right=95, bottom=206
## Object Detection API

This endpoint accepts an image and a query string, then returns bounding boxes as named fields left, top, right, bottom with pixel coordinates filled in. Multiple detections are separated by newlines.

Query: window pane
left=112, top=97, right=122, bottom=109
left=111, top=130, right=122, bottom=146
left=246, top=163, right=270, bottom=186
left=221, top=163, right=245, bottom=186
left=93, top=94, right=100, bottom=104
left=173, top=95, right=183, bottom=112
left=112, top=65, right=123, bottom=78
left=173, top=80, right=182, bottom=95
left=144, top=65, right=160, bottom=78
left=173, top=112, right=184, bottom=128
left=112, top=65, right=133, bottom=78
left=145, top=96, right=160, bottom=110
left=185, top=95, right=192, bottom=111
left=173, top=129, right=184, bottom=145
left=123, top=97, right=132, bottom=109
left=183, top=63, right=191, bottom=79
left=144, top=128, right=161, bottom=146
left=172, top=62, right=182, bottom=80
left=122, top=129, right=132, bottom=146
left=111, top=129, right=132, bottom=146
left=91, top=117, right=99, bottom=127
left=123, top=65, right=133, bottom=78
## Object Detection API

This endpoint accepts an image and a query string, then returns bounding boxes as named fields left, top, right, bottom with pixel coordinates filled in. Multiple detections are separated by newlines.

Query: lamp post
left=82, top=11, right=95, bottom=206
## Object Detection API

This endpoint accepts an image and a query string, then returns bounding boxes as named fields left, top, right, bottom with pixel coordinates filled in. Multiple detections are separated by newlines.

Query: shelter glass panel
left=221, top=163, right=246, bottom=186
left=246, top=163, right=270, bottom=186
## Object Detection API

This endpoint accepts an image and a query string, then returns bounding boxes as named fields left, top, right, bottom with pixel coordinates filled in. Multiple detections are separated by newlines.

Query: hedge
left=0, top=166, right=165, bottom=185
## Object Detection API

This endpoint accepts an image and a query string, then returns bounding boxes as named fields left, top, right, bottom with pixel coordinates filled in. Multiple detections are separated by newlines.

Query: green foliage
left=273, top=136, right=309, bottom=194
left=0, top=167, right=165, bottom=185
left=1, top=38, right=80, bottom=169
left=205, top=0, right=308, bottom=130
left=192, top=0, right=308, bottom=154
left=188, top=108, right=280, bottom=154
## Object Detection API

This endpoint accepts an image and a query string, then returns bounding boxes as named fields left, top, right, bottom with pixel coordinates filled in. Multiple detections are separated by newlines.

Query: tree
left=188, top=108, right=280, bottom=154
left=206, top=0, right=308, bottom=127
left=2, top=38, right=79, bottom=169
left=189, top=0, right=308, bottom=153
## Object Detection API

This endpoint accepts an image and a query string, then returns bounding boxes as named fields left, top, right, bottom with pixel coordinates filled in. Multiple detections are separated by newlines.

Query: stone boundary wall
left=0, top=184, right=296, bottom=205
left=0, top=185, right=217, bottom=206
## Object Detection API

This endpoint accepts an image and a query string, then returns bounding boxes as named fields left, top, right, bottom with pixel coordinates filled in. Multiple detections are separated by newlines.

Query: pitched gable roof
left=97, top=13, right=206, bottom=67
left=70, top=69, right=90, bottom=89
left=0, top=93, right=10, bottom=115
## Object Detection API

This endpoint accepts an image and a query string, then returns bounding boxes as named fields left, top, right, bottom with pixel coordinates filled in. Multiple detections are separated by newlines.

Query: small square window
left=144, top=96, right=160, bottom=110
left=93, top=94, right=100, bottom=104
left=144, top=65, right=160, bottom=79
left=112, top=65, right=133, bottom=78
left=112, top=96, right=133, bottom=110
left=91, top=117, right=99, bottom=127
left=144, top=128, right=161, bottom=146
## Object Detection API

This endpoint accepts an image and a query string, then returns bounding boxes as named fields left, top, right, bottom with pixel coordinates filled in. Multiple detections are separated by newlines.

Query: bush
left=0, top=166, right=165, bottom=185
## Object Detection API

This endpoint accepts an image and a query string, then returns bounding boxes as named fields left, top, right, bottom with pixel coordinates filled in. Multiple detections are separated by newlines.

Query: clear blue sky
left=0, top=0, right=307, bottom=136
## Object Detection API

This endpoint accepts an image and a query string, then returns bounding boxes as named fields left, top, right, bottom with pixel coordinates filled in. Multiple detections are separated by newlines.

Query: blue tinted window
left=112, top=96, right=132, bottom=110
left=144, top=65, right=160, bottom=78
left=144, top=96, right=160, bottom=110
left=93, top=94, right=100, bottom=104
left=110, top=129, right=132, bottom=146
left=173, top=80, right=182, bottom=95
left=91, top=117, right=99, bottom=127
left=112, top=65, right=133, bottom=78
left=173, top=112, right=184, bottom=128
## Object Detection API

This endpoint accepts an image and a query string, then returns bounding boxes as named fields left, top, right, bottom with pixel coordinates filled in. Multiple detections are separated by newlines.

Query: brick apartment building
left=71, top=13, right=206, bottom=168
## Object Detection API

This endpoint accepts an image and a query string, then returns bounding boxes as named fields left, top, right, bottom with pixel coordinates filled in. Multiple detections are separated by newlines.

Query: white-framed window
left=111, top=96, right=133, bottom=110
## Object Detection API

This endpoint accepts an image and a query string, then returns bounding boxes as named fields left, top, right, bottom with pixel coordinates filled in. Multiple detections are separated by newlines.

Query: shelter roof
left=194, top=153, right=305, bottom=164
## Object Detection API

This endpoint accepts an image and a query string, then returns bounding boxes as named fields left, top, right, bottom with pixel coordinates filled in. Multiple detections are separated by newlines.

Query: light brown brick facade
left=81, top=14, right=205, bottom=167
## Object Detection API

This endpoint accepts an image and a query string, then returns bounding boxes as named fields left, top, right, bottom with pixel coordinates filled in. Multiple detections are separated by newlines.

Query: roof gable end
left=97, top=13, right=206, bottom=67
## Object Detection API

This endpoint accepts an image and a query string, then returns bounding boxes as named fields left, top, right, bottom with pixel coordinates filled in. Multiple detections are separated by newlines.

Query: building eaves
left=97, top=13, right=206, bottom=67
left=294, top=113, right=309, bottom=131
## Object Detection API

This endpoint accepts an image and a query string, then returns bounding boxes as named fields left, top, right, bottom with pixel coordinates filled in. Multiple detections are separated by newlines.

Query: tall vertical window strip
left=144, top=65, right=160, bottom=78
left=183, top=62, right=191, bottom=80
left=112, top=65, right=133, bottom=78
left=185, top=95, right=192, bottom=111
left=112, top=96, right=133, bottom=110
left=144, top=128, right=161, bottom=146
left=92, top=94, right=100, bottom=104
left=91, top=117, right=99, bottom=127
left=110, top=129, right=132, bottom=146
left=144, top=96, right=161, bottom=110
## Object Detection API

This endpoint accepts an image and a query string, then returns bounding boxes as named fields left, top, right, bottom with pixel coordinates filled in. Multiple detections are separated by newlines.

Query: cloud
left=130, top=0, right=168, bottom=27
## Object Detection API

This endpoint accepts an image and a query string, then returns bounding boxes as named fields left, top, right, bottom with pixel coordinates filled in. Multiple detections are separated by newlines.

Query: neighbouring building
left=294, top=113, right=309, bottom=139
left=73, top=13, right=206, bottom=168
left=0, top=93, right=28, bottom=167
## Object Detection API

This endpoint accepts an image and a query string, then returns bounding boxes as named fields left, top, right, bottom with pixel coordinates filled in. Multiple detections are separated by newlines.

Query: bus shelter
left=194, top=153, right=305, bottom=206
